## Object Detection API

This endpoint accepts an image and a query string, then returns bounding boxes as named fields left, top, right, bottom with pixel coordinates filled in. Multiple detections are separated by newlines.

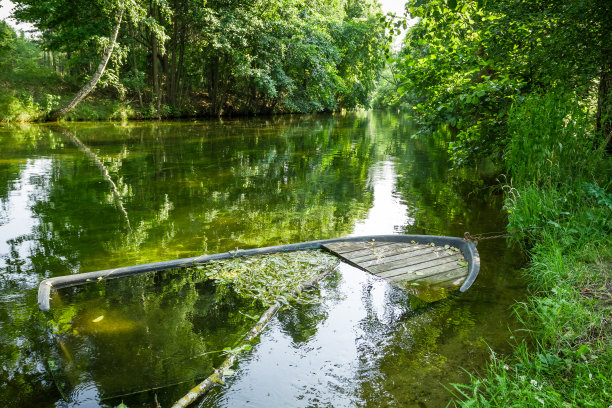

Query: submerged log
left=171, top=262, right=337, bottom=408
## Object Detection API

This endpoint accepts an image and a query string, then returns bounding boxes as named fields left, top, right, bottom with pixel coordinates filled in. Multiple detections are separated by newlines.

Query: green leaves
left=382, top=0, right=612, bottom=166
left=583, top=183, right=612, bottom=211
left=196, top=251, right=338, bottom=307
left=9, top=0, right=386, bottom=117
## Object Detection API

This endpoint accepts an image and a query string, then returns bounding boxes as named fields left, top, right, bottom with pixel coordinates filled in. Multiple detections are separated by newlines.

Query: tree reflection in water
left=0, top=112, right=525, bottom=407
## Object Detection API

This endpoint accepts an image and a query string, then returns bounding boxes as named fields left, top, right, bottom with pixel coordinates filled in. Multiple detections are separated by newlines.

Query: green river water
left=0, top=111, right=526, bottom=407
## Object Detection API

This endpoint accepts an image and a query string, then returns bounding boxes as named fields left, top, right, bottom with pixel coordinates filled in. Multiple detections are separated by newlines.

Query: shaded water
left=0, top=112, right=525, bottom=407
left=49, top=270, right=268, bottom=404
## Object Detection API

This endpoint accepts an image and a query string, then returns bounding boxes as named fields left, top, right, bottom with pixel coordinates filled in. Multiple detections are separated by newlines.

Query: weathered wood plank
left=323, top=241, right=402, bottom=260
left=358, top=246, right=441, bottom=267
left=350, top=244, right=431, bottom=263
left=411, top=267, right=467, bottom=285
left=366, top=251, right=459, bottom=273
left=374, top=253, right=464, bottom=278
left=382, top=258, right=466, bottom=281
left=342, top=242, right=405, bottom=258
left=322, top=241, right=366, bottom=253
left=323, top=241, right=395, bottom=255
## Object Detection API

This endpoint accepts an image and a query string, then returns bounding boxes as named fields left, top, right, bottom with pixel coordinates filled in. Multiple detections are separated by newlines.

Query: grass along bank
left=453, top=92, right=612, bottom=407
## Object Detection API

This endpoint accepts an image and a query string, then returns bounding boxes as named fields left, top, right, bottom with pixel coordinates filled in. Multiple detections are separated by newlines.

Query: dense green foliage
left=0, top=0, right=387, bottom=121
left=384, top=0, right=611, bottom=164
left=0, top=20, right=58, bottom=121
left=452, top=91, right=612, bottom=407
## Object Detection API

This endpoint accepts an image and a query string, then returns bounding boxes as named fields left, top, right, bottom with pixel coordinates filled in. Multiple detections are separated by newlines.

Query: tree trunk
left=168, top=0, right=179, bottom=106
left=210, top=56, right=220, bottom=115
left=176, top=22, right=186, bottom=105
left=162, top=52, right=169, bottom=107
left=176, top=0, right=188, bottom=105
left=129, top=26, right=144, bottom=108
left=596, top=53, right=612, bottom=154
left=152, top=13, right=160, bottom=116
left=46, top=6, right=124, bottom=121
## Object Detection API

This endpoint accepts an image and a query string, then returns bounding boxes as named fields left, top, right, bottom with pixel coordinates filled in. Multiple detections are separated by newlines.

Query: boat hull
left=37, top=234, right=480, bottom=311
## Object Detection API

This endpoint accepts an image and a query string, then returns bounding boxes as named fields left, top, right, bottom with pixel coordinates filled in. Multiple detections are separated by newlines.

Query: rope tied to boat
left=464, top=224, right=545, bottom=244
left=463, top=231, right=518, bottom=245
left=464, top=231, right=515, bottom=244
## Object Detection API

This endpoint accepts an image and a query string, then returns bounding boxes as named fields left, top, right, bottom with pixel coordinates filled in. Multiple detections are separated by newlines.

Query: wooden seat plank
left=357, top=246, right=443, bottom=267
left=374, top=253, right=464, bottom=278
left=329, top=242, right=408, bottom=258
left=350, top=244, right=432, bottom=263
left=366, top=251, right=459, bottom=273
left=322, top=240, right=469, bottom=295
left=379, top=256, right=464, bottom=279
left=411, top=267, right=467, bottom=285
left=321, top=241, right=373, bottom=252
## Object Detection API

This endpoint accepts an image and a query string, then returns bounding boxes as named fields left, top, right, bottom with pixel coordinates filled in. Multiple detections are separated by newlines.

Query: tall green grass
left=453, top=91, right=612, bottom=407
left=505, top=92, right=600, bottom=188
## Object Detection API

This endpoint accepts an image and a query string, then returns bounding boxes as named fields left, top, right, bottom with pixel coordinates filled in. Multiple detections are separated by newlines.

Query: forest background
left=0, top=0, right=388, bottom=121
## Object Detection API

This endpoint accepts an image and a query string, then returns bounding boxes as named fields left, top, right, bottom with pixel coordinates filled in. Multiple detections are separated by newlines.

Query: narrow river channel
left=0, top=111, right=526, bottom=407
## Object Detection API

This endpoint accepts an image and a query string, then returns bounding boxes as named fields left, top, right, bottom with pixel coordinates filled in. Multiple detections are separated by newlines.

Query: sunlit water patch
left=351, top=160, right=413, bottom=235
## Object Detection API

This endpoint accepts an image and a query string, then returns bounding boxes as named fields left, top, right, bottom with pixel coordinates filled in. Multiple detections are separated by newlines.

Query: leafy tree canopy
left=387, top=0, right=612, bottom=164
left=5, top=0, right=388, bottom=118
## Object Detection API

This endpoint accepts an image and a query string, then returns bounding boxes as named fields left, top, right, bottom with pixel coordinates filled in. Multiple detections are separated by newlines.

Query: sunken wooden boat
left=37, top=234, right=480, bottom=311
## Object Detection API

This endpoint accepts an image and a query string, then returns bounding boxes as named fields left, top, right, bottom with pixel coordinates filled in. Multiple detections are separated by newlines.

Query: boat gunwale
left=37, top=234, right=480, bottom=311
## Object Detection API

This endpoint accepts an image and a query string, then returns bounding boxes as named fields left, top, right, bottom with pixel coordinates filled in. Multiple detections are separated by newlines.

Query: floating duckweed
left=193, top=250, right=338, bottom=306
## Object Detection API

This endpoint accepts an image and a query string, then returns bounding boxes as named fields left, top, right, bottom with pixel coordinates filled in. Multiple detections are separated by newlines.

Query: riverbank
left=0, top=69, right=140, bottom=122
left=454, top=93, right=612, bottom=406
left=0, top=72, right=341, bottom=122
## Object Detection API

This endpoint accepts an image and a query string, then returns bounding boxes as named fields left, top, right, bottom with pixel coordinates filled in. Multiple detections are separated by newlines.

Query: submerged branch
left=171, top=259, right=338, bottom=408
